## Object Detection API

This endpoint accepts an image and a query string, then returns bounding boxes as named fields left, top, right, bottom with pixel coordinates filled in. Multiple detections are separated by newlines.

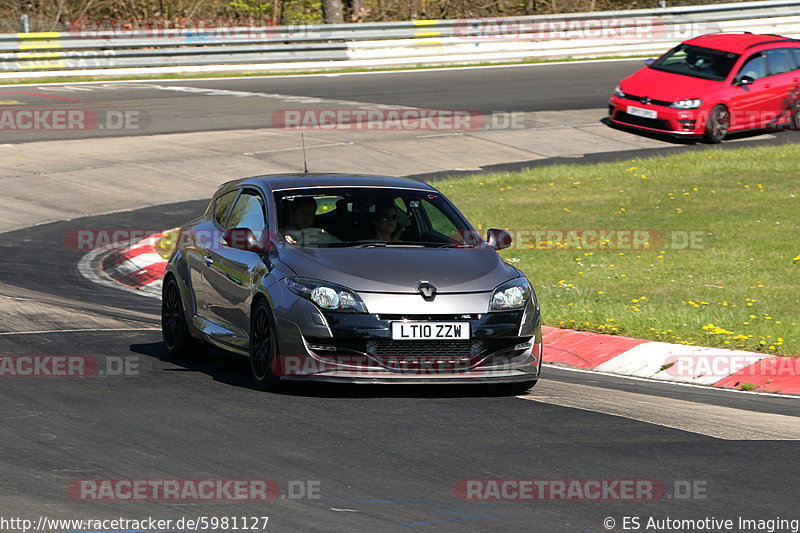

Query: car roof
left=684, top=33, right=799, bottom=54
left=222, top=173, right=436, bottom=193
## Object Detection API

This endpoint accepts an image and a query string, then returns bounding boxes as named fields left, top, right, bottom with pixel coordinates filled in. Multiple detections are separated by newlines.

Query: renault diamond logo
left=417, top=281, right=437, bottom=301
left=642, top=97, right=651, bottom=105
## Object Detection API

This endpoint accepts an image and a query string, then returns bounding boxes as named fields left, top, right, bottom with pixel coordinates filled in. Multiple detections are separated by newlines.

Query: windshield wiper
left=325, top=241, right=388, bottom=248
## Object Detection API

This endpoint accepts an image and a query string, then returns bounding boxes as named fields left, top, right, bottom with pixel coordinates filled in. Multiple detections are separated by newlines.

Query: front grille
left=367, top=340, right=476, bottom=370
left=367, top=339, right=480, bottom=357
left=622, top=93, right=672, bottom=107
left=614, top=112, right=673, bottom=131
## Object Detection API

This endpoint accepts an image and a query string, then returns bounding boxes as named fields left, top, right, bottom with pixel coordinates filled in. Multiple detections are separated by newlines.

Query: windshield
left=650, top=44, right=740, bottom=81
left=274, top=187, right=480, bottom=248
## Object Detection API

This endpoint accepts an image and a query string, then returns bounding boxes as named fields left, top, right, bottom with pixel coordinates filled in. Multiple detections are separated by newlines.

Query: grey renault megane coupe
left=161, top=173, right=542, bottom=391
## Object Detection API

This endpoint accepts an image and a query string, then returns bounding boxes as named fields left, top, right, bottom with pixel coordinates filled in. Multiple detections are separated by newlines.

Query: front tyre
left=703, top=105, right=729, bottom=143
left=162, top=276, right=205, bottom=359
left=250, top=298, right=281, bottom=391
left=791, top=97, right=800, bottom=130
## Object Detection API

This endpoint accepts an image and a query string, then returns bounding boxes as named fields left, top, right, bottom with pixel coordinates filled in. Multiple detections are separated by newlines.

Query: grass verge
left=435, top=143, right=800, bottom=355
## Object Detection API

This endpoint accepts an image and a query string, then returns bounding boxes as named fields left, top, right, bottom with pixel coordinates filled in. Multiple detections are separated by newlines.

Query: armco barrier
left=2, top=0, right=800, bottom=77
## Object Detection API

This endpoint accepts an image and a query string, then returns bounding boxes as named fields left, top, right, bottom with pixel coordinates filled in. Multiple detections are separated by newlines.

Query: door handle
left=203, top=256, right=214, bottom=267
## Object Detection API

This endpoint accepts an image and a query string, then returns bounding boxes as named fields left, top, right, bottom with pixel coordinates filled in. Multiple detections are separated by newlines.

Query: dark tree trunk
left=348, top=0, right=367, bottom=21
left=322, top=0, right=344, bottom=23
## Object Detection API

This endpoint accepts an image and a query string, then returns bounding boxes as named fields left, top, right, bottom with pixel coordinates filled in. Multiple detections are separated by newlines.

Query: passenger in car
left=371, top=202, right=402, bottom=241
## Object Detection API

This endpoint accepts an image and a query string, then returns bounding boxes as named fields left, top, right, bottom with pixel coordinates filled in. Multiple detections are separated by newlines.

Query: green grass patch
left=434, top=144, right=800, bottom=355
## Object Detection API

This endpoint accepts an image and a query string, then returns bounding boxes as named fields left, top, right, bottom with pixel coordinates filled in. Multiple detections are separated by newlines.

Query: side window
left=213, top=190, right=238, bottom=227
left=226, top=191, right=266, bottom=233
left=792, top=48, right=800, bottom=70
left=765, top=48, right=795, bottom=76
left=738, top=53, right=767, bottom=81
left=421, top=199, right=458, bottom=238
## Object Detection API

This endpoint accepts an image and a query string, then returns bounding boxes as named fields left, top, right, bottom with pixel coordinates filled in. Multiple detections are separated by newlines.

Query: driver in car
left=284, top=197, right=340, bottom=246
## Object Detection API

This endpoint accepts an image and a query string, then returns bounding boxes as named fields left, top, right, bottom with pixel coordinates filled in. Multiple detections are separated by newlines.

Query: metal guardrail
left=2, top=0, right=800, bottom=76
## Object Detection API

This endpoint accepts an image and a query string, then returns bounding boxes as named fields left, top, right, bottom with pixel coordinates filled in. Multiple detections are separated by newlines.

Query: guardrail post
left=20, top=13, right=30, bottom=33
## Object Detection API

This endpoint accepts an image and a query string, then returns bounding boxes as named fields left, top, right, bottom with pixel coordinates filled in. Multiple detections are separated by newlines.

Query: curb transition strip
left=92, top=232, right=800, bottom=396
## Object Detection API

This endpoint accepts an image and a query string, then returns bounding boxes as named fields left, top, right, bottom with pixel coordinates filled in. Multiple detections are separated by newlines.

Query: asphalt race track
left=1, top=61, right=632, bottom=142
left=1, top=62, right=799, bottom=532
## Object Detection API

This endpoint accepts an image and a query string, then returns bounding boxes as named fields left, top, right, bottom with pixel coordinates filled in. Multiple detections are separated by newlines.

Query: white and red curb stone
left=542, top=327, right=800, bottom=395
left=100, top=232, right=167, bottom=295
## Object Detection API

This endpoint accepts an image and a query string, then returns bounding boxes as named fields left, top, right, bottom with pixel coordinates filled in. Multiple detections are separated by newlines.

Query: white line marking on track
left=0, top=328, right=160, bottom=336
left=517, top=379, right=800, bottom=440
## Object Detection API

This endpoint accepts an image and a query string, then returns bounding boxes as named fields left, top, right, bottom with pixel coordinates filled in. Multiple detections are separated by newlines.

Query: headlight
left=490, top=278, right=531, bottom=312
left=670, top=99, right=702, bottom=109
left=613, top=85, right=625, bottom=98
left=286, top=277, right=367, bottom=313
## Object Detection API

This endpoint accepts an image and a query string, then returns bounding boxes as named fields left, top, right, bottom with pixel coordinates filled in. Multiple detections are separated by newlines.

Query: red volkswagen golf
left=609, top=33, right=800, bottom=142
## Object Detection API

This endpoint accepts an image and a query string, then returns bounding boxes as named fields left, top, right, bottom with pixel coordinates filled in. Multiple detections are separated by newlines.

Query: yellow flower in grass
left=154, top=229, right=180, bottom=260
left=701, top=323, right=734, bottom=335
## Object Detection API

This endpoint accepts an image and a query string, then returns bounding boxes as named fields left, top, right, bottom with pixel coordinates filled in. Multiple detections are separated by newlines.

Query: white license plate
left=627, top=105, right=658, bottom=119
left=391, top=322, right=470, bottom=340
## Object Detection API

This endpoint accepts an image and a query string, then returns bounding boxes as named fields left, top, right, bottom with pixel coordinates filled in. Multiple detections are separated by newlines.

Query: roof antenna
left=301, top=132, right=309, bottom=174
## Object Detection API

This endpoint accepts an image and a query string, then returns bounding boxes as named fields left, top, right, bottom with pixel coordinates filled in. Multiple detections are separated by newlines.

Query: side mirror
left=486, top=228, right=512, bottom=250
left=735, top=75, right=755, bottom=86
left=222, top=228, right=267, bottom=252
left=644, top=58, right=655, bottom=66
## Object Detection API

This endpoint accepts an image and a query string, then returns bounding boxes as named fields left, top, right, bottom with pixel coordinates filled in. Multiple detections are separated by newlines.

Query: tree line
left=5, top=0, right=745, bottom=32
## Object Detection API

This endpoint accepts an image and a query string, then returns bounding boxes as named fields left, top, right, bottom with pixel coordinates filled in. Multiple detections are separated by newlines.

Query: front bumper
left=281, top=368, right=539, bottom=385
left=273, top=308, right=542, bottom=384
left=608, top=96, right=707, bottom=136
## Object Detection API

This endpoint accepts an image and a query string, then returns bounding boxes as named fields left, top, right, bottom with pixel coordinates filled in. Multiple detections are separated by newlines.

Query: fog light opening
left=309, top=343, right=336, bottom=352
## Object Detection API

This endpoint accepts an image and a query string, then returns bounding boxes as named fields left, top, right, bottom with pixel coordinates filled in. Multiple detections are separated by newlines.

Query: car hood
left=621, top=67, right=723, bottom=101
left=277, top=246, right=520, bottom=293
